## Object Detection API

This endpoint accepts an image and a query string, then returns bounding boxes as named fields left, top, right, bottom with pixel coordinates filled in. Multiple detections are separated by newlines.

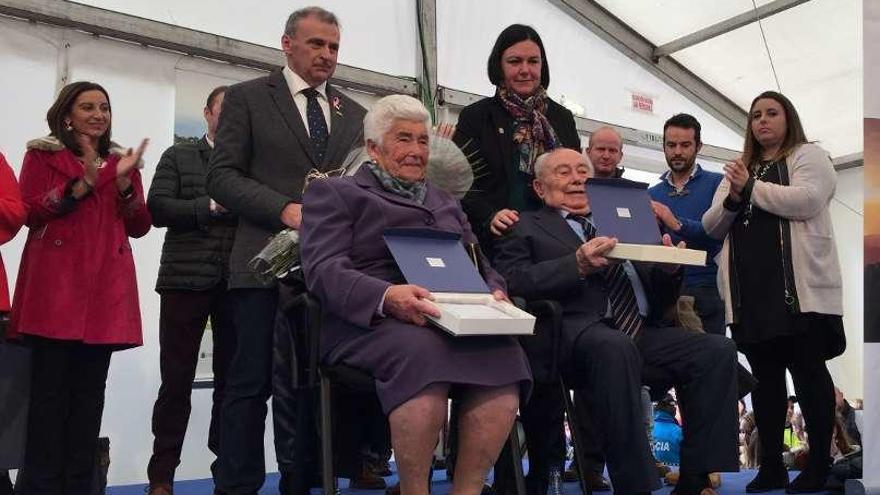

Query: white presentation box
left=423, top=293, right=536, bottom=336
left=383, top=228, right=537, bottom=337
left=607, top=243, right=707, bottom=266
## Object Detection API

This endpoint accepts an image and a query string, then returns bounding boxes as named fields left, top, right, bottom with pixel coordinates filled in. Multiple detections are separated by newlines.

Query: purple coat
left=300, top=166, right=532, bottom=413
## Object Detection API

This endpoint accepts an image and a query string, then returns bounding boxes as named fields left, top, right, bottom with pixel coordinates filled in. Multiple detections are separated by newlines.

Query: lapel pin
left=498, top=128, right=504, bottom=134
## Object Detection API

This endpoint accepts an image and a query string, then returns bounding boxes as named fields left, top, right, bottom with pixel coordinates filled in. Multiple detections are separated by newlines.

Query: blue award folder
left=585, top=178, right=707, bottom=266
left=383, top=228, right=490, bottom=293
left=383, top=228, right=535, bottom=336
left=585, top=178, right=661, bottom=244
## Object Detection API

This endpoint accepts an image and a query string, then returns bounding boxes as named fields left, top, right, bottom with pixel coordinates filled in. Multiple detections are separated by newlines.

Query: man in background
left=648, top=114, right=725, bottom=335
left=586, top=126, right=625, bottom=179
left=146, top=86, right=236, bottom=495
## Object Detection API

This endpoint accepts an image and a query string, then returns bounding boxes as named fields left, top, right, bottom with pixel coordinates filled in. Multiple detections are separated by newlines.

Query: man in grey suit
left=206, top=6, right=366, bottom=495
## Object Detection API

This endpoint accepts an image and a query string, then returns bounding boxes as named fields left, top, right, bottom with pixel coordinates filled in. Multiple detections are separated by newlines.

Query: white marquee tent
left=0, top=0, right=866, bottom=487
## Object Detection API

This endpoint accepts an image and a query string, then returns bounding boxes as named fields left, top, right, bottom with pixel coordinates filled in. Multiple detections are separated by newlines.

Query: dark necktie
left=302, top=87, right=329, bottom=164
left=569, top=213, right=644, bottom=339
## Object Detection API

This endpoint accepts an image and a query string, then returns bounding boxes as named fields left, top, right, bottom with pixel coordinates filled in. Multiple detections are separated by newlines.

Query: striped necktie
left=569, top=213, right=644, bottom=339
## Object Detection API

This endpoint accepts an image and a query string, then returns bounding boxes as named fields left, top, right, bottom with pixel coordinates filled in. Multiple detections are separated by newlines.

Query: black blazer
left=492, top=206, right=682, bottom=380
left=453, top=96, right=581, bottom=248
left=207, top=70, right=367, bottom=288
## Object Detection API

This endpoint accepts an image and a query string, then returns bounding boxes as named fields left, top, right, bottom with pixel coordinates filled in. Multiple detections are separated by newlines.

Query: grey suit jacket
left=207, top=69, right=366, bottom=288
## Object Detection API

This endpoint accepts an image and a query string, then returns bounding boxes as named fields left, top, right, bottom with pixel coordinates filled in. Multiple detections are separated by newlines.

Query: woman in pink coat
left=10, top=81, right=150, bottom=494
left=0, top=150, right=26, bottom=495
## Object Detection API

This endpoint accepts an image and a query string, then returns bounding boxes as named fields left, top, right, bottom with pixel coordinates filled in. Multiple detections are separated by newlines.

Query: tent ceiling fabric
left=595, top=0, right=862, bottom=158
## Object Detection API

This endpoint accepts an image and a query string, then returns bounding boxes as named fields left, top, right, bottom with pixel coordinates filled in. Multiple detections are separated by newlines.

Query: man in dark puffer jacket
left=145, top=86, right=237, bottom=495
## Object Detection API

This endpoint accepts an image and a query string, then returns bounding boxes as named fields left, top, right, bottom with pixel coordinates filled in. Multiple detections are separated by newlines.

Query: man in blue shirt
left=648, top=114, right=725, bottom=335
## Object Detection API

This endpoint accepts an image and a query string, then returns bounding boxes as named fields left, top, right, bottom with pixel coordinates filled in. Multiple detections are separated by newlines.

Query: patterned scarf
left=496, top=85, right=561, bottom=174
left=366, top=160, right=428, bottom=205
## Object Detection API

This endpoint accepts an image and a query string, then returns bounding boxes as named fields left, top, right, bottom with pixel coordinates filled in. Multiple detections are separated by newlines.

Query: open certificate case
left=384, top=229, right=535, bottom=336
left=586, top=178, right=707, bottom=266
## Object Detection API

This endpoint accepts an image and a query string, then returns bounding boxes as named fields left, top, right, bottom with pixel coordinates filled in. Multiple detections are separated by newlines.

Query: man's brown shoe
left=147, top=484, right=173, bottom=495
left=656, top=461, right=672, bottom=478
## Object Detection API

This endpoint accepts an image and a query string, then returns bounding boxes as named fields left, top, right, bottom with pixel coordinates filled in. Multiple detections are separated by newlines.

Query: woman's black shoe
left=746, top=467, right=790, bottom=493
left=785, top=469, right=829, bottom=493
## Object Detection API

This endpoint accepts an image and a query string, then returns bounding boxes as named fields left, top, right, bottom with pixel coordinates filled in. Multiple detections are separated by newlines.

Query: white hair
left=364, top=95, right=431, bottom=147
left=533, top=148, right=593, bottom=179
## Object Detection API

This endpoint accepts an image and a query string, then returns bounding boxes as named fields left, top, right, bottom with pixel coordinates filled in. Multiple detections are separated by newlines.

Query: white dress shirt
left=282, top=65, right=331, bottom=135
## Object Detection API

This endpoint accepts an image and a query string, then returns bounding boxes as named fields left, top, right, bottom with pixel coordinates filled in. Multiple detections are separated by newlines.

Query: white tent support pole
left=0, top=0, right=418, bottom=96
left=546, top=0, right=748, bottom=136
left=438, top=86, right=741, bottom=163
left=416, top=0, right=439, bottom=120
left=653, top=0, right=812, bottom=59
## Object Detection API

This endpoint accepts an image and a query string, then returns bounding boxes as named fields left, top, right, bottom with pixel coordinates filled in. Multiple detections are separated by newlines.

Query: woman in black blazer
left=453, top=24, right=581, bottom=250
left=451, top=23, right=581, bottom=494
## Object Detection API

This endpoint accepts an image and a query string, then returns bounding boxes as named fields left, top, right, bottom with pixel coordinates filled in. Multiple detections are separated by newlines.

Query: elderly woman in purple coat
left=300, top=95, right=532, bottom=495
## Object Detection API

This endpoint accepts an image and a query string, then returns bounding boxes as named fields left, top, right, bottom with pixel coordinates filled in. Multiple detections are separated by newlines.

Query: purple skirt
left=324, top=315, right=533, bottom=414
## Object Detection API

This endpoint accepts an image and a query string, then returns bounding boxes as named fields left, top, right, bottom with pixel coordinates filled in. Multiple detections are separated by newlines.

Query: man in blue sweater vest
left=648, top=114, right=725, bottom=335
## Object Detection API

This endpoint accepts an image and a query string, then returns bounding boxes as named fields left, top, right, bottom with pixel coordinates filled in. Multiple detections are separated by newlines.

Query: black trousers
left=569, top=323, right=739, bottom=495
left=147, top=285, right=235, bottom=486
left=213, top=288, right=279, bottom=494
left=741, top=327, right=835, bottom=474
left=636, top=325, right=740, bottom=476
left=14, top=338, right=112, bottom=495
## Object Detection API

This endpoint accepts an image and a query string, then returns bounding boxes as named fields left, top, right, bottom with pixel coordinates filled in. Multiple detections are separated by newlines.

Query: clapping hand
left=116, top=138, right=149, bottom=194
left=116, top=138, right=149, bottom=178
left=723, top=158, right=749, bottom=202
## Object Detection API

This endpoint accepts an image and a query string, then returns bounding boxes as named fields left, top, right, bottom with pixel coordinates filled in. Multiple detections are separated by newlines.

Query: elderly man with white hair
left=300, top=94, right=532, bottom=495
left=493, top=147, right=740, bottom=495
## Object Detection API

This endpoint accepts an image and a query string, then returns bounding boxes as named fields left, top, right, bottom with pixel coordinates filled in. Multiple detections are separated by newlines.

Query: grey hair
left=364, top=95, right=431, bottom=147
left=533, top=148, right=593, bottom=178
left=285, top=6, right=339, bottom=37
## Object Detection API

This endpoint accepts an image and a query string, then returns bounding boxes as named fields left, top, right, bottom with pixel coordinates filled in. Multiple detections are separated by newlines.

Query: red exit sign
left=631, top=93, right=654, bottom=113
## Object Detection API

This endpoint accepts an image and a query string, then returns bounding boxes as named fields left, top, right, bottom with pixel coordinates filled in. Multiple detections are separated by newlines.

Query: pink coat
left=10, top=138, right=150, bottom=347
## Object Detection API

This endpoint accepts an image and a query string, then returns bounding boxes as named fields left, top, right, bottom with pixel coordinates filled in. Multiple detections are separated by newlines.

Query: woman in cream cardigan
left=703, top=91, right=841, bottom=494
